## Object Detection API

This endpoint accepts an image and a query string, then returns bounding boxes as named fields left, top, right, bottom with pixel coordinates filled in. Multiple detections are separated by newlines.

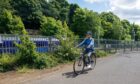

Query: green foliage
left=15, top=35, right=58, bottom=69
left=71, top=8, right=103, bottom=37
left=34, top=53, right=58, bottom=69
left=16, top=65, right=30, bottom=73
left=42, top=0, right=69, bottom=22
left=0, top=54, right=19, bottom=72
left=95, top=50, right=108, bottom=58
left=40, top=16, right=64, bottom=36
left=136, top=28, right=140, bottom=41
left=41, top=18, right=79, bottom=63
left=0, top=9, right=26, bottom=34
left=55, top=39, right=80, bottom=63
left=55, top=22, right=81, bottom=62
left=121, top=20, right=132, bottom=41
left=15, top=35, right=38, bottom=65
left=112, top=20, right=123, bottom=40
left=133, top=24, right=140, bottom=41
left=10, top=0, right=43, bottom=29
left=0, top=0, right=140, bottom=41
left=10, top=0, right=70, bottom=30
left=68, top=4, right=79, bottom=26
left=0, top=0, right=12, bottom=13
left=101, top=12, right=122, bottom=40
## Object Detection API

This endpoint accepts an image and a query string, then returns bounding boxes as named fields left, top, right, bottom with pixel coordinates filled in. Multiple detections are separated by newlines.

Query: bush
left=55, top=43, right=80, bottom=63
left=95, top=50, right=108, bottom=58
left=15, top=35, right=38, bottom=66
left=15, top=35, right=59, bottom=69
left=0, top=54, right=19, bottom=72
left=54, top=22, right=81, bottom=63
left=34, top=53, right=58, bottom=69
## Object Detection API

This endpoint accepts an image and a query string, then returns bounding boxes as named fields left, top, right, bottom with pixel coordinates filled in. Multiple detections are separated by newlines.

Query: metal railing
left=0, top=34, right=140, bottom=54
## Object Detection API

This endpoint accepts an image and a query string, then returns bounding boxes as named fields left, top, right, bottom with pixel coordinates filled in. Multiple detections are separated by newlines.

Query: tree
left=71, top=8, right=102, bottom=37
left=10, top=0, right=43, bottom=29
left=112, top=20, right=123, bottom=40
left=136, top=28, right=140, bottom=41
left=100, top=12, right=124, bottom=40
left=42, top=0, right=69, bottom=22
left=0, top=9, right=26, bottom=34
left=0, top=0, right=12, bottom=14
left=121, top=20, right=132, bottom=40
left=41, top=0, right=60, bottom=19
left=40, top=16, right=64, bottom=36
left=68, top=4, right=79, bottom=26
left=55, top=0, right=69, bottom=22
left=132, top=24, right=140, bottom=41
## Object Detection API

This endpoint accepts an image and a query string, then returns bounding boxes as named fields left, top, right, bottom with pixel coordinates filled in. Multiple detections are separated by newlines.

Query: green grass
left=0, top=54, right=19, bottom=72
left=95, top=50, right=108, bottom=58
left=16, top=65, right=31, bottom=73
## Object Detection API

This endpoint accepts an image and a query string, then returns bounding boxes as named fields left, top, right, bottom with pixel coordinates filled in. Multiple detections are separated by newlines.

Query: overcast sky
left=68, top=0, right=140, bottom=24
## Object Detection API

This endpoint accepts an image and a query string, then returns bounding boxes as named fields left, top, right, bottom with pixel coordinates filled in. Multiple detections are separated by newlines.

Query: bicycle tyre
left=73, top=57, right=85, bottom=75
left=90, top=53, right=96, bottom=70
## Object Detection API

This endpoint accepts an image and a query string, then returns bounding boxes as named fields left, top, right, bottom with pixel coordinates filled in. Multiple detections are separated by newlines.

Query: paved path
left=15, top=52, right=140, bottom=84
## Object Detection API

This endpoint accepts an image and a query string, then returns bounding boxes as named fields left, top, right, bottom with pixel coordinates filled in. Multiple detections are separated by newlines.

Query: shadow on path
left=62, top=71, right=77, bottom=78
left=62, top=68, right=92, bottom=78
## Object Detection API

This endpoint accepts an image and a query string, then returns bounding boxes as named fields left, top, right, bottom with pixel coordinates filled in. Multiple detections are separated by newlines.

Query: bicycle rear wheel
left=73, top=57, right=85, bottom=75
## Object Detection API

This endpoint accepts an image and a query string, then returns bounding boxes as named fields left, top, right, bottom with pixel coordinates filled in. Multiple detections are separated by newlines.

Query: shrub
left=55, top=42, right=80, bottom=63
left=54, top=22, right=81, bottom=63
left=34, top=53, right=58, bottom=69
left=15, top=34, right=60, bottom=69
left=15, top=35, right=38, bottom=66
left=95, top=50, right=108, bottom=58
left=0, top=54, right=19, bottom=72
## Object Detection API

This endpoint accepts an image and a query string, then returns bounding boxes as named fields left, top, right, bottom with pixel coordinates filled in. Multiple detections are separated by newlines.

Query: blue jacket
left=78, top=37, right=94, bottom=52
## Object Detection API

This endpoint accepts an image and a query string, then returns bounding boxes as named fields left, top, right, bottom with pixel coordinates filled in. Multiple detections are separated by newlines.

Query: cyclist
left=77, top=31, right=94, bottom=69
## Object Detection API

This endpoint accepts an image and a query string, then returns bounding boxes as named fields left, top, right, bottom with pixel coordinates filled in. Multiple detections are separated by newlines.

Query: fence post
left=137, top=42, right=139, bottom=51
left=115, top=40, right=117, bottom=53
left=48, top=36, right=52, bottom=52
left=104, top=39, right=107, bottom=52
left=131, top=41, right=133, bottom=51
left=115, top=44, right=117, bottom=53
left=136, top=41, right=137, bottom=51
left=123, top=41, right=126, bottom=53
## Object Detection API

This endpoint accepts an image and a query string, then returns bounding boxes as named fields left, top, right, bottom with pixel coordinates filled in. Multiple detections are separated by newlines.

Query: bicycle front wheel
left=73, top=57, right=85, bottom=75
left=90, top=53, right=96, bottom=70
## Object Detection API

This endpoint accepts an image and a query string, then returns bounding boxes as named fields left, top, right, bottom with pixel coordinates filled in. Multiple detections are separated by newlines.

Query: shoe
left=87, top=64, right=91, bottom=69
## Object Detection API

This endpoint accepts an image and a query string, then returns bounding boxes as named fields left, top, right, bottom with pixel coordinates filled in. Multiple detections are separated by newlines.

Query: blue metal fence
left=0, top=35, right=60, bottom=54
left=0, top=34, right=140, bottom=54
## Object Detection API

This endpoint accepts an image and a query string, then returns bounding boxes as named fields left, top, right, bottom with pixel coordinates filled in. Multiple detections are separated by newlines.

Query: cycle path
left=18, top=52, right=140, bottom=84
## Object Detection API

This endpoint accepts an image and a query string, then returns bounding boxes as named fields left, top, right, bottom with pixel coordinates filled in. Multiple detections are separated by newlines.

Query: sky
left=68, top=0, right=140, bottom=24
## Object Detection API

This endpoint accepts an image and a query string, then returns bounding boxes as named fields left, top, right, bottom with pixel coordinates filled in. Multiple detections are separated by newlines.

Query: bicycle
left=73, top=51, right=96, bottom=75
